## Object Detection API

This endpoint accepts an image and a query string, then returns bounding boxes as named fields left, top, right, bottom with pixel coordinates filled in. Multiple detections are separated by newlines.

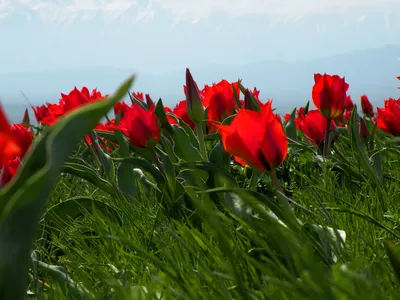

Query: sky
left=0, top=0, right=399, bottom=74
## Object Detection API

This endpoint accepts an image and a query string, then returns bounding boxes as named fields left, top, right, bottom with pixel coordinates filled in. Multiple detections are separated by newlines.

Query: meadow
left=1, top=70, right=400, bottom=299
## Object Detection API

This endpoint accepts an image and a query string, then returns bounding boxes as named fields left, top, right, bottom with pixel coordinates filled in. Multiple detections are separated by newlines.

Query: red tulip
left=345, top=95, right=354, bottom=111
left=132, top=92, right=144, bottom=101
left=0, top=157, right=21, bottom=186
left=297, top=107, right=305, bottom=118
left=215, top=101, right=288, bottom=172
left=397, top=76, right=400, bottom=89
left=203, top=79, right=241, bottom=132
left=296, top=110, right=336, bottom=145
left=32, top=104, right=51, bottom=124
left=359, top=117, right=370, bottom=140
left=0, top=107, right=34, bottom=186
left=284, top=114, right=291, bottom=121
left=10, top=124, right=34, bottom=157
left=171, top=100, right=196, bottom=129
left=312, top=73, right=349, bottom=119
left=360, top=95, right=374, bottom=118
left=164, top=106, right=179, bottom=125
left=117, top=103, right=160, bottom=148
left=377, top=97, right=400, bottom=136
left=62, top=87, right=105, bottom=113
left=114, top=101, right=130, bottom=118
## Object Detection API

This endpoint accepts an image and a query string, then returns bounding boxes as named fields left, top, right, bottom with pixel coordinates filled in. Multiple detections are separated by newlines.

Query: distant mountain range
left=1, top=44, right=399, bottom=119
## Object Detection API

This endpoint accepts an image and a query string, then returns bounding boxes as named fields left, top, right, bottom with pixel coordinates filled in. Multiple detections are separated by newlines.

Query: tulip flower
left=0, top=157, right=21, bottom=186
left=32, top=104, right=51, bottom=124
left=62, top=87, right=105, bottom=113
left=296, top=110, right=336, bottom=146
left=377, top=97, right=400, bottom=136
left=344, top=95, right=354, bottom=111
left=359, top=117, right=370, bottom=140
left=203, top=79, right=241, bottom=133
left=312, top=73, right=348, bottom=156
left=117, top=103, right=160, bottom=148
left=312, top=73, right=349, bottom=120
left=132, top=92, right=144, bottom=101
left=215, top=101, right=288, bottom=172
left=114, top=101, right=130, bottom=118
left=360, top=95, right=374, bottom=118
left=0, top=106, right=34, bottom=186
left=170, top=100, right=195, bottom=129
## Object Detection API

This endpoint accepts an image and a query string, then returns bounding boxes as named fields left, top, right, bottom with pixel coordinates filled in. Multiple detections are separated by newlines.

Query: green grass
left=28, top=125, right=400, bottom=299
left=3, top=78, right=400, bottom=299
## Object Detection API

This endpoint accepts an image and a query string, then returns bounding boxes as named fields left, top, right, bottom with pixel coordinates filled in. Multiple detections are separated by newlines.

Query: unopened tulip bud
left=185, top=68, right=204, bottom=124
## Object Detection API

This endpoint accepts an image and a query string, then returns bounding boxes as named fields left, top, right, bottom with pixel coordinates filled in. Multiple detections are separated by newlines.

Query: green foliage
left=1, top=76, right=400, bottom=300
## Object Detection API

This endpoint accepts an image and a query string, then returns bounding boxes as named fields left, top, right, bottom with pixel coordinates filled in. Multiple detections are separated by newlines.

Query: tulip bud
left=185, top=68, right=204, bottom=124
left=359, top=117, right=370, bottom=140
left=361, top=95, right=374, bottom=118
left=21, top=108, right=30, bottom=127
left=145, top=94, right=154, bottom=108
left=244, top=88, right=257, bottom=111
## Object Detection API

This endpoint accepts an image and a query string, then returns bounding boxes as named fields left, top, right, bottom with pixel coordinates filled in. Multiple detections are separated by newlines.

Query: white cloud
left=0, top=0, right=399, bottom=24
left=152, top=0, right=400, bottom=22
left=0, top=0, right=139, bottom=22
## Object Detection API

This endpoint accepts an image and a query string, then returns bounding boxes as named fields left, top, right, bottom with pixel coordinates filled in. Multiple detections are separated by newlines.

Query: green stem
left=323, top=117, right=331, bottom=157
left=195, top=122, right=208, bottom=161
left=248, top=169, right=259, bottom=190
left=152, top=149, right=167, bottom=180
left=270, top=170, right=296, bottom=219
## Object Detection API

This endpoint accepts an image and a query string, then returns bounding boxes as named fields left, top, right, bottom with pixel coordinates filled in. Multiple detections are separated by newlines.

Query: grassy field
left=2, top=75, right=400, bottom=299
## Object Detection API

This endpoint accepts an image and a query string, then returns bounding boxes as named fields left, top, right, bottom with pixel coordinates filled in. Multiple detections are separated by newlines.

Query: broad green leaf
left=170, top=125, right=203, bottom=162
left=63, top=162, right=117, bottom=197
left=117, top=162, right=139, bottom=201
left=0, top=75, right=134, bottom=299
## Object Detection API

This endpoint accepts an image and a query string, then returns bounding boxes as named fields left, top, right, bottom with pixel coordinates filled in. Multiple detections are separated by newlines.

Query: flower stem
left=248, top=169, right=259, bottom=190
left=195, top=122, right=208, bottom=161
left=152, top=149, right=167, bottom=180
left=323, top=117, right=331, bottom=157
left=270, top=170, right=296, bottom=219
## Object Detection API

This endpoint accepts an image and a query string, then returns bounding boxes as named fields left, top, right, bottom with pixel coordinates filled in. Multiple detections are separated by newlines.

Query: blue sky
left=0, top=0, right=399, bottom=74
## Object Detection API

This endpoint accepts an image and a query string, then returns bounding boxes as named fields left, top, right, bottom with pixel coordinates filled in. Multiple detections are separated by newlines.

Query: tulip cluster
left=1, top=69, right=399, bottom=187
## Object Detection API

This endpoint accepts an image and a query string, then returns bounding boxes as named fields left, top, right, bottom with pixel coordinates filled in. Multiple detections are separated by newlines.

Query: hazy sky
left=0, top=0, right=399, bottom=74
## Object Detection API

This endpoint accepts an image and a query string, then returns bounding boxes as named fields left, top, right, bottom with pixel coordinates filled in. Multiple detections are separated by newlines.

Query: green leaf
left=304, top=100, right=310, bottom=115
left=285, top=106, right=297, bottom=142
left=328, top=127, right=347, bottom=145
left=170, top=125, right=203, bottom=162
left=156, top=148, right=176, bottom=194
left=63, top=162, right=117, bottom=197
left=30, top=252, right=93, bottom=298
left=209, top=140, right=230, bottom=170
left=117, top=162, right=139, bottom=201
left=348, top=107, right=380, bottom=186
left=154, top=99, right=173, bottom=131
left=116, top=157, right=165, bottom=188
left=0, top=75, right=134, bottom=299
